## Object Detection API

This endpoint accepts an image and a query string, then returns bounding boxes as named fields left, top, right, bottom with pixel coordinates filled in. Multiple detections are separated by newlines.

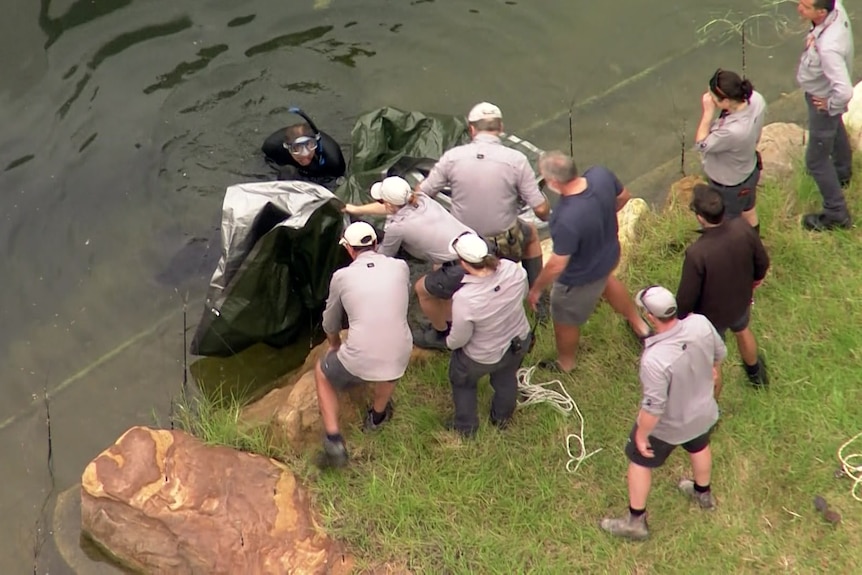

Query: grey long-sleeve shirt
left=796, top=0, right=854, bottom=116
left=321, top=251, right=413, bottom=381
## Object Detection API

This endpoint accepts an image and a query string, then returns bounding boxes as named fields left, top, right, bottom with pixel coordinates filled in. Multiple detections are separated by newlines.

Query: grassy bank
left=302, top=159, right=862, bottom=574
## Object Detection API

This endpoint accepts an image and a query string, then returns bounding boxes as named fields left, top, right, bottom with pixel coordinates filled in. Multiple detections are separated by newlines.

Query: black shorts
left=424, top=262, right=466, bottom=299
left=625, top=425, right=713, bottom=469
left=320, top=350, right=367, bottom=390
left=715, top=307, right=751, bottom=340
left=709, top=166, right=760, bottom=219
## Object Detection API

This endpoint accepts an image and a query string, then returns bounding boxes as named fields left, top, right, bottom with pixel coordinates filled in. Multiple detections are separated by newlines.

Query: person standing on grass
left=600, top=285, right=727, bottom=541
left=526, top=151, right=651, bottom=374
left=796, top=0, right=854, bottom=231
left=343, top=176, right=475, bottom=351
left=314, top=222, right=413, bottom=468
left=417, top=102, right=550, bottom=289
left=676, top=184, right=770, bottom=396
left=445, top=231, right=532, bottom=437
left=695, top=69, right=767, bottom=232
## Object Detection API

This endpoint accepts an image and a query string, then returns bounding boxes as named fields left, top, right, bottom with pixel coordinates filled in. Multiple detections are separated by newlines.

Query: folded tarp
left=190, top=180, right=346, bottom=357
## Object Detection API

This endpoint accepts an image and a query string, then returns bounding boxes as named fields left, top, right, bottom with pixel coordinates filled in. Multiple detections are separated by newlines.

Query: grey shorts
left=320, top=350, right=366, bottom=390
left=709, top=166, right=760, bottom=219
left=550, top=275, right=608, bottom=326
left=715, top=306, right=751, bottom=340
left=424, top=262, right=466, bottom=299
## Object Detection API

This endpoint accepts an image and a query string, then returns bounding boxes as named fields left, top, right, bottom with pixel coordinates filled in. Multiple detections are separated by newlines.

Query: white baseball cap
left=369, top=176, right=412, bottom=206
left=467, top=102, right=503, bottom=123
left=449, top=232, right=489, bottom=264
left=340, top=221, right=377, bottom=247
left=635, top=285, right=678, bottom=319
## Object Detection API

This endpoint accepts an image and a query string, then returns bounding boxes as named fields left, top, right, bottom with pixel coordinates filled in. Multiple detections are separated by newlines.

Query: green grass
left=172, top=387, right=287, bottom=461
left=296, top=159, right=862, bottom=574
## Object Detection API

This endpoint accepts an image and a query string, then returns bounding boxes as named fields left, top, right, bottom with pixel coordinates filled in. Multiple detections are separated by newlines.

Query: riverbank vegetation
left=307, top=160, right=862, bottom=573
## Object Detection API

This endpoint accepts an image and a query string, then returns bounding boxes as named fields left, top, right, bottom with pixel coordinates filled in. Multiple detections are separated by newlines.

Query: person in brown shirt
left=676, top=184, right=770, bottom=395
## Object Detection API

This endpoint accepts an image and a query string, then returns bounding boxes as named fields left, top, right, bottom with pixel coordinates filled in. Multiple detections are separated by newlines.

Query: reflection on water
left=38, top=0, right=134, bottom=49
left=88, top=17, right=192, bottom=71
left=4, top=154, right=35, bottom=172
left=227, top=14, right=256, bottom=28
left=244, top=25, right=333, bottom=58
left=144, top=44, right=230, bottom=95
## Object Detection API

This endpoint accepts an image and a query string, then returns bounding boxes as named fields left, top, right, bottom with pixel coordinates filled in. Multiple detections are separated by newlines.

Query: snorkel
left=288, top=107, right=325, bottom=166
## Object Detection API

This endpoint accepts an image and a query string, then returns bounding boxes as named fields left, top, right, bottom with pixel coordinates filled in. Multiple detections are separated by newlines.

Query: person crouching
left=314, top=222, right=413, bottom=468
left=445, top=232, right=532, bottom=437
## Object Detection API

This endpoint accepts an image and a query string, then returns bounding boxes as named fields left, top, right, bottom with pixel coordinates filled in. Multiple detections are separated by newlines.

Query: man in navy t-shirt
left=527, top=151, right=650, bottom=372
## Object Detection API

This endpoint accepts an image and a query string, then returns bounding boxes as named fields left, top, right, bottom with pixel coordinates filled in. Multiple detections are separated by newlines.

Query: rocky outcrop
left=757, top=122, right=807, bottom=180
left=81, top=426, right=353, bottom=575
left=844, top=81, right=862, bottom=151
left=242, top=335, right=436, bottom=452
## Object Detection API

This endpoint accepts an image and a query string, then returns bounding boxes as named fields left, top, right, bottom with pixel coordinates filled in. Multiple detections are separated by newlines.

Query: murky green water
left=1, top=0, right=856, bottom=571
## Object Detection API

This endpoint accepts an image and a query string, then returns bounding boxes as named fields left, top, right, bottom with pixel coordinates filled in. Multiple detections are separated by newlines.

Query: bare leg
left=689, top=446, right=712, bottom=487
left=713, top=365, right=723, bottom=400
left=741, top=208, right=759, bottom=228
left=553, top=322, right=580, bottom=372
left=627, top=462, right=652, bottom=510
left=415, top=276, right=451, bottom=331
left=603, top=275, right=650, bottom=337
left=372, top=381, right=396, bottom=413
left=733, top=328, right=758, bottom=366
left=314, top=359, right=341, bottom=435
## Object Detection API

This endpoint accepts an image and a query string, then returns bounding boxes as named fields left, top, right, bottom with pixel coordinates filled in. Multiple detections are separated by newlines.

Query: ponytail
left=470, top=254, right=500, bottom=271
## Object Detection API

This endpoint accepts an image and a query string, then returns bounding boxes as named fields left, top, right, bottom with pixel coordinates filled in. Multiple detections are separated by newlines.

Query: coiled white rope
left=838, top=431, right=862, bottom=502
left=516, top=365, right=601, bottom=473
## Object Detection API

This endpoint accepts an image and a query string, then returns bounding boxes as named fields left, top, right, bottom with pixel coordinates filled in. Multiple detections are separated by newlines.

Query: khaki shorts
left=550, top=275, right=608, bottom=326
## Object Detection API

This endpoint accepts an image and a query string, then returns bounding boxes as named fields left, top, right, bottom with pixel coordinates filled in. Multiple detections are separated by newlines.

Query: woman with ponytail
left=444, top=231, right=532, bottom=438
left=695, top=69, right=767, bottom=231
left=343, top=176, right=475, bottom=350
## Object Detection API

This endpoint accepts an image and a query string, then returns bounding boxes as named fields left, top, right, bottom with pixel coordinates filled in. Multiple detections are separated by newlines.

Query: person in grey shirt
left=695, top=69, right=767, bottom=231
left=417, top=102, right=550, bottom=289
left=601, top=286, right=727, bottom=541
left=444, top=231, right=532, bottom=437
left=344, top=176, right=475, bottom=350
left=314, top=221, right=413, bottom=468
left=796, top=0, right=855, bottom=231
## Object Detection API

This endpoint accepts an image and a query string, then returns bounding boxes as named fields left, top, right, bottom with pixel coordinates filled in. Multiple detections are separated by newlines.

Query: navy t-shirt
left=550, top=166, right=622, bottom=286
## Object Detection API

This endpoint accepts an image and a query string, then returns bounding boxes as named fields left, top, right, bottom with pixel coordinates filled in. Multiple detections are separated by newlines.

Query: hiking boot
left=363, top=402, right=394, bottom=432
left=802, top=212, right=852, bottom=231
left=489, top=411, right=512, bottom=430
left=413, top=326, right=449, bottom=351
left=678, top=479, right=716, bottom=510
left=745, top=355, right=768, bottom=387
left=445, top=419, right=477, bottom=439
left=599, top=512, right=649, bottom=541
left=317, top=437, right=349, bottom=469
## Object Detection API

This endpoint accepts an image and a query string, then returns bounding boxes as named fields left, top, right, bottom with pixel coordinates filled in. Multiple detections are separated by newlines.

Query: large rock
left=81, top=426, right=353, bottom=575
left=663, top=174, right=706, bottom=211
left=242, top=335, right=436, bottom=451
left=757, top=122, right=807, bottom=180
left=844, top=81, right=862, bottom=151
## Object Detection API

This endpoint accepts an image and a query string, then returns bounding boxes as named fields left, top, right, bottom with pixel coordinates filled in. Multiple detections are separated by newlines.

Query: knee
left=415, top=276, right=428, bottom=297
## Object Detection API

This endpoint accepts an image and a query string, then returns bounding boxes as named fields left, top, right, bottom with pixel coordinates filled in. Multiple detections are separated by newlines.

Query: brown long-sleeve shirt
left=676, top=218, right=770, bottom=332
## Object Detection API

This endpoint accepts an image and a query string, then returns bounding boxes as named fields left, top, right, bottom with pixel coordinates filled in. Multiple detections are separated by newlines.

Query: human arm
left=320, top=273, right=345, bottom=348
left=342, top=202, right=388, bottom=216
left=819, top=47, right=854, bottom=115
left=615, top=187, right=631, bottom=212
left=527, top=253, right=569, bottom=310
left=675, top=251, right=702, bottom=319
left=635, top=358, right=668, bottom=458
left=695, top=92, right=717, bottom=144
left=445, top=296, right=474, bottom=350
left=377, top=223, right=403, bottom=258
left=751, top=233, right=770, bottom=284
left=517, top=158, right=550, bottom=221
left=416, top=156, right=450, bottom=198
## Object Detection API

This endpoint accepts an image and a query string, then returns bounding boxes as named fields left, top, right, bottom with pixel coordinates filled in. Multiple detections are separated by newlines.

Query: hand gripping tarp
left=190, top=180, right=346, bottom=357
